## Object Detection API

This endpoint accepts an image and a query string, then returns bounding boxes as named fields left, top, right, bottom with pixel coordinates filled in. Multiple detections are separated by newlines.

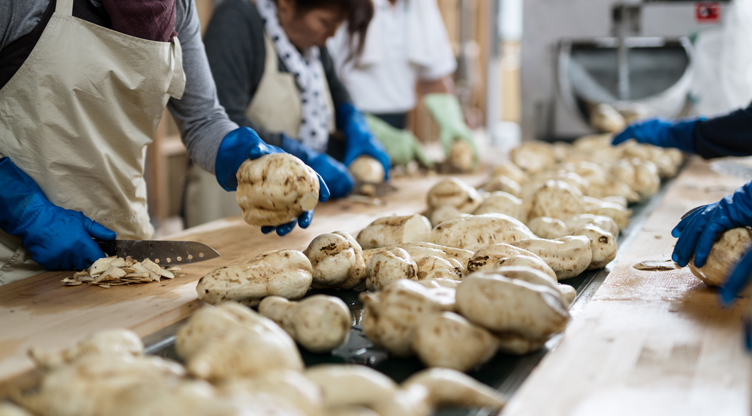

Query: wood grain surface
left=0, top=172, right=486, bottom=397
left=501, top=157, right=751, bottom=416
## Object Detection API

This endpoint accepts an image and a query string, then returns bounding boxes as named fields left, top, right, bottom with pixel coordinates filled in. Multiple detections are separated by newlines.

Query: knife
left=95, top=240, right=220, bottom=266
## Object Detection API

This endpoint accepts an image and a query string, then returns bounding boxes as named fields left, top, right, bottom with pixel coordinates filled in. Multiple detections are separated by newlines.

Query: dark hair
left=291, top=0, right=374, bottom=61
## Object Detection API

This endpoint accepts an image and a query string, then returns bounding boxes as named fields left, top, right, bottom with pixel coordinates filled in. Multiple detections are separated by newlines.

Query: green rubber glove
left=423, top=93, right=478, bottom=167
left=365, top=114, right=434, bottom=167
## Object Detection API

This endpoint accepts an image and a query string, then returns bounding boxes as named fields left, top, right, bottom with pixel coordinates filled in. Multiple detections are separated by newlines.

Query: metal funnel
left=557, top=36, right=694, bottom=129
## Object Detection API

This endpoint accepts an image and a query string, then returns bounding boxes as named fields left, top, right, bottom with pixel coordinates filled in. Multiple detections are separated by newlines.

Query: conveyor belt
left=145, top=179, right=674, bottom=415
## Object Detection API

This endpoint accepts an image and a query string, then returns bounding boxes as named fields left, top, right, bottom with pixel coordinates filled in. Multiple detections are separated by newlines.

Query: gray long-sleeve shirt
left=0, top=0, right=236, bottom=173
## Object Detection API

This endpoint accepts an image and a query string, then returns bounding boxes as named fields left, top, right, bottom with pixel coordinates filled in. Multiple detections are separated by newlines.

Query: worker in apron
left=612, top=105, right=752, bottom=329
left=326, top=0, right=478, bottom=168
left=184, top=0, right=390, bottom=228
left=0, top=0, right=328, bottom=286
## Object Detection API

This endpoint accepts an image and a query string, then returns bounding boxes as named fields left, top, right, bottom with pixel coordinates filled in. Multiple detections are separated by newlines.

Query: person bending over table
left=184, top=0, right=390, bottom=228
left=612, top=104, right=752, bottom=330
left=326, top=0, right=477, bottom=168
left=0, top=0, right=329, bottom=285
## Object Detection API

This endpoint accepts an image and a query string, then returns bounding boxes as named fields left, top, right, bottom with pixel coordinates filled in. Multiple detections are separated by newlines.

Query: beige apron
left=185, top=34, right=335, bottom=228
left=0, top=0, right=186, bottom=285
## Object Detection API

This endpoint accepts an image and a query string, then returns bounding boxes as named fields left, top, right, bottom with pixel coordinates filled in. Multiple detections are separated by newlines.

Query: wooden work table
left=2, top=156, right=750, bottom=415
left=502, top=157, right=751, bottom=416
left=0, top=171, right=487, bottom=396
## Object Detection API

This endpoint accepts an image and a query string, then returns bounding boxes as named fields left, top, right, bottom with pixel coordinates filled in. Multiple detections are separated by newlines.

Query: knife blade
left=96, top=240, right=220, bottom=266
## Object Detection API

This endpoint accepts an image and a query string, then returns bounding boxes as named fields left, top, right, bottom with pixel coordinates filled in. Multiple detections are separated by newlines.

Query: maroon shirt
left=0, top=0, right=176, bottom=89
left=103, top=0, right=177, bottom=43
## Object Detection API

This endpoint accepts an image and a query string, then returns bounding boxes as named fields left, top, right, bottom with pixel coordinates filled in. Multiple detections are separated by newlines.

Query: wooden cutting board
left=501, top=157, right=751, bottom=416
left=0, top=172, right=487, bottom=397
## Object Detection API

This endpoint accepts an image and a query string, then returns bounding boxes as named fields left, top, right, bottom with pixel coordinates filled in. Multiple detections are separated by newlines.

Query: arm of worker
left=692, top=103, right=752, bottom=158
left=202, top=0, right=286, bottom=149
left=203, top=1, right=350, bottom=201
left=168, top=0, right=328, bottom=235
left=0, top=157, right=115, bottom=270
left=413, top=12, right=478, bottom=169
left=324, top=47, right=391, bottom=180
left=418, top=76, right=454, bottom=96
left=612, top=102, right=752, bottom=158
left=421, top=82, right=479, bottom=169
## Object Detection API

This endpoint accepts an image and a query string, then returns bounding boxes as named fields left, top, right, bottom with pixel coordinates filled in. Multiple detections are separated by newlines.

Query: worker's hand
left=365, top=114, right=434, bottom=167
left=337, top=103, right=391, bottom=180
left=215, top=127, right=285, bottom=192
left=215, top=128, right=330, bottom=237
left=0, top=157, right=116, bottom=270
left=280, top=136, right=353, bottom=200
left=611, top=118, right=701, bottom=152
left=423, top=93, right=478, bottom=169
left=671, top=182, right=752, bottom=268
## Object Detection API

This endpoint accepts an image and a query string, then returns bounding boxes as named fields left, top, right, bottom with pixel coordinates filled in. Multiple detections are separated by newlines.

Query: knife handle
left=95, top=239, right=117, bottom=257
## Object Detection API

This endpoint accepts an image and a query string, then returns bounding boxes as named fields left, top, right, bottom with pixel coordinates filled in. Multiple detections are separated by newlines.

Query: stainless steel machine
left=521, top=0, right=728, bottom=141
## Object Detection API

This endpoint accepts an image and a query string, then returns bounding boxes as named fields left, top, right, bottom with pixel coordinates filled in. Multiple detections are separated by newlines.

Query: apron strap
left=55, top=0, right=74, bottom=16
left=166, top=37, right=186, bottom=99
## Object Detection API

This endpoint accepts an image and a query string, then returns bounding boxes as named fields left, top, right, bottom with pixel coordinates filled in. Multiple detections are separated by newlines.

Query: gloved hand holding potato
left=214, top=127, right=331, bottom=236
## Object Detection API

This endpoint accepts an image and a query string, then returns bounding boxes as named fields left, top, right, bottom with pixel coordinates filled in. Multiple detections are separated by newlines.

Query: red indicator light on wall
left=695, top=2, right=720, bottom=23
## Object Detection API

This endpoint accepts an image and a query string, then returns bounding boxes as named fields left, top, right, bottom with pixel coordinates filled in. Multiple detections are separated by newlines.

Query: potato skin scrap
left=236, top=153, right=320, bottom=227
left=196, top=250, right=312, bottom=307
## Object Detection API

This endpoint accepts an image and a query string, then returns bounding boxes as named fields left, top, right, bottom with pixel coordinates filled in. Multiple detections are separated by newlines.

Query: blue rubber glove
left=214, top=128, right=330, bottom=236
left=612, top=118, right=703, bottom=152
left=280, top=135, right=354, bottom=199
left=337, top=103, right=391, bottom=180
left=0, top=157, right=116, bottom=270
left=671, top=181, right=752, bottom=268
